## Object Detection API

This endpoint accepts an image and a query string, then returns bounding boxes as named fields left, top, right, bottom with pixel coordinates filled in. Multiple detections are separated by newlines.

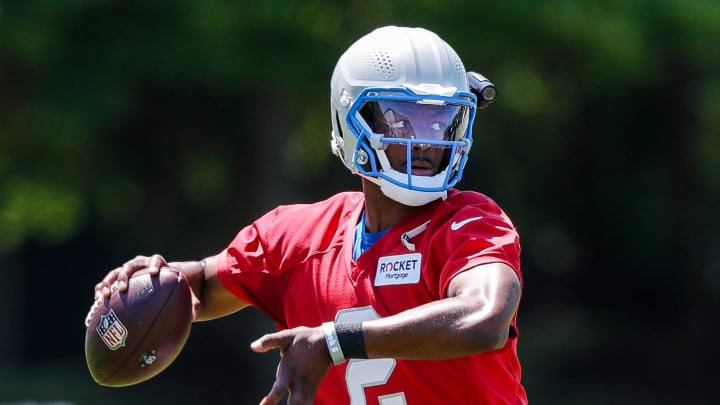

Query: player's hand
left=251, top=326, right=331, bottom=405
left=94, top=254, right=168, bottom=300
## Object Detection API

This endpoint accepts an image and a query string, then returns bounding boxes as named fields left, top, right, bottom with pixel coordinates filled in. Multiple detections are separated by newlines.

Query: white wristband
left=322, top=321, right=346, bottom=365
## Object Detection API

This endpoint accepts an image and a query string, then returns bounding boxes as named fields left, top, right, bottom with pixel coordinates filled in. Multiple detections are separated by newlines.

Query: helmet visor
left=359, top=100, right=471, bottom=144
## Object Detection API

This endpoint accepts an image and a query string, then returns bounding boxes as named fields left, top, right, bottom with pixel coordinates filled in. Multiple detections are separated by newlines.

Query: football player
left=95, top=25, right=527, bottom=404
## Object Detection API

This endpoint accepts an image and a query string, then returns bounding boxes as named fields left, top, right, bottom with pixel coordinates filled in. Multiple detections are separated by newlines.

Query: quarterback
left=95, top=26, right=528, bottom=404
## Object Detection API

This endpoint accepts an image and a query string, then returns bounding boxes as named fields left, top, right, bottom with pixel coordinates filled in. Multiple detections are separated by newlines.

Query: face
left=377, top=103, right=455, bottom=176
left=359, top=100, right=467, bottom=177
left=385, top=142, right=446, bottom=176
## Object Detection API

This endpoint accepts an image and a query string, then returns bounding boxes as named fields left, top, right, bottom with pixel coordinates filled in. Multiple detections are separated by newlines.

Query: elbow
left=466, top=322, right=511, bottom=352
left=478, top=328, right=509, bottom=352
left=484, top=328, right=510, bottom=351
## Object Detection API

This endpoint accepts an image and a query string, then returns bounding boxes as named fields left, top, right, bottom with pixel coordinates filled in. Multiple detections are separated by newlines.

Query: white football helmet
left=330, top=26, right=477, bottom=206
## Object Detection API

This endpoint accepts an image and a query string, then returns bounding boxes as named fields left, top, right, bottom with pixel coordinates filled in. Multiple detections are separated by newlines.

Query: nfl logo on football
left=96, top=309, right=128, bottom=350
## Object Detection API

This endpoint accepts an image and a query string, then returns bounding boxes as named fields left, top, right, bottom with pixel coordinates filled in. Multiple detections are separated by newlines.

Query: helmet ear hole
left=334, top=111, right=344, bottom=140
left=331, top=112, right=346, bottom=159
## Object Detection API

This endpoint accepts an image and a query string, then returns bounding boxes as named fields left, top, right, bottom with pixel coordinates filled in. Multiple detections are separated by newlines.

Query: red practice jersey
left=217, top=189, right=527, bottom=405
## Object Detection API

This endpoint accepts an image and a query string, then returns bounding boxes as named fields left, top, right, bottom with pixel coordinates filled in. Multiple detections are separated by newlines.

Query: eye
left=388, top=120, right=412, bottom=137
left=430, top=121, right=448, bottom=131
left=390, top=120, right=410, bottom=130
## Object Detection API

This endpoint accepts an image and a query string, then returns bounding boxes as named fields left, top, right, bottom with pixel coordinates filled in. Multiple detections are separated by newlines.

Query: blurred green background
left=1, top=0, right=718, bottom=404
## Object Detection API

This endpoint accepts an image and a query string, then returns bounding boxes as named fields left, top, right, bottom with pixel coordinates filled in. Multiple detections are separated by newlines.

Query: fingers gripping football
left=94, top=254, right=168, bottom=300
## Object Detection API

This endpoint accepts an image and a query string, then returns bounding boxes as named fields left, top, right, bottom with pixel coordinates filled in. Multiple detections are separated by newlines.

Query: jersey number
left=336, top=306, right=407, bottom=405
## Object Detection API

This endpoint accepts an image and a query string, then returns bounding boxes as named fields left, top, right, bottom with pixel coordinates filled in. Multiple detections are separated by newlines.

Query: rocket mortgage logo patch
left=375, top=253, right=422, bottom=286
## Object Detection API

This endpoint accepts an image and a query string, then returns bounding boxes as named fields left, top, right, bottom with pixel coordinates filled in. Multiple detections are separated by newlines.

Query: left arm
left=362, top=261, right=521, bottom=359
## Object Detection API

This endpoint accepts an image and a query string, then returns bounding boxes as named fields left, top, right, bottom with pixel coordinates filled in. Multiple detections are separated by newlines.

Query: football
left=84, top=266, right=193, bottom=387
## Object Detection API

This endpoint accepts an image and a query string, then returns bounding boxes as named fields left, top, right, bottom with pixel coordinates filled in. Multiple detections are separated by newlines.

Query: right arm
left=94, top=254, right=248, bottom=322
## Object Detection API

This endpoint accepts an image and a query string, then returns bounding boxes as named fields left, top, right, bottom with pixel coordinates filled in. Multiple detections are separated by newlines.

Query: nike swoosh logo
left=450, top=216, right=484, bottom=231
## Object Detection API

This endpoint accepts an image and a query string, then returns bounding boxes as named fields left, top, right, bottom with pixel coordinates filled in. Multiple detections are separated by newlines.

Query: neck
left=361, top=178, right=415, bottom=233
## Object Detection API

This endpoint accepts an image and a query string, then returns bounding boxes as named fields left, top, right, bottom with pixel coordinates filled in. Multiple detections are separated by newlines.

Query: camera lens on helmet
left=468, top=71, right=497, bottom=107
